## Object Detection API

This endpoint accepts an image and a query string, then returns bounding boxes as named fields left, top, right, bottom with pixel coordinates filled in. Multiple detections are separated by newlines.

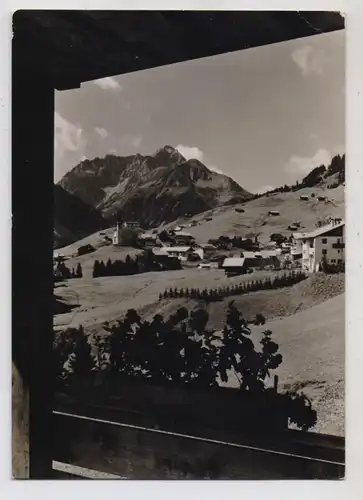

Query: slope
left=54, top=185, right=108, bottom=249
left=160, top=183, right=344, bottom=244
left=253, top=294, right=344, bottom=436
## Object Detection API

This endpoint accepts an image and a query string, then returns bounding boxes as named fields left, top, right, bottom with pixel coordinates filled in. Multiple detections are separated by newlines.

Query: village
left=99, top=213, right=345, bottom=277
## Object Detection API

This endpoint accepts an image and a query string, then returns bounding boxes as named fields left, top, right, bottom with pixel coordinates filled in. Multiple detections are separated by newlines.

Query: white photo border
left=1, top=1, right=362, bottom=499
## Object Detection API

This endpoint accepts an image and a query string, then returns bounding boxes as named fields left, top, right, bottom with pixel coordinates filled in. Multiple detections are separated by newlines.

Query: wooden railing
left=52, top=402, right=345, bottom=480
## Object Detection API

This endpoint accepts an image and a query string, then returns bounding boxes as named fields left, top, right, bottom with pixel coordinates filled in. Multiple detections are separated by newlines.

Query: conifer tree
left=76, top=263, right=83, bottom=278
left=105, top=258, right=112, bottom=277
left=99, top=260, right=106, bottom=277
left=67, top=325, right=96, bottom=377
left=92, top=260, right=100, bottom=278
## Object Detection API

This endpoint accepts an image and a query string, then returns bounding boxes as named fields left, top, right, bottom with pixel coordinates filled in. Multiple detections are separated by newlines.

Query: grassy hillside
left=159, top=184, right=344, bottom=244
left=255, top=294, right=344, bottom=436
left=54, top=269, right=344, bottom=333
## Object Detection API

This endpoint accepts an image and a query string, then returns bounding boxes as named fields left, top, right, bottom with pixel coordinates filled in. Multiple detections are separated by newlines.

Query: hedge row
left=159, top=271, right=307, bottom=302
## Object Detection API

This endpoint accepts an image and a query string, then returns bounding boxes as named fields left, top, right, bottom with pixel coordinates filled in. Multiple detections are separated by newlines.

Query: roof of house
left=173, top=231, right=194, bottom=238
left=293, top=220, right=345, bottom=240
left=164, top=246, right=192, bottom=253
left=198, top=243, right=217, bottom=249
left=152, top=248, right=167, bottom=256
left=241, top=251, right=257, bottom=259
left=222, top=257, right=246, bottom=267
left=139, top=233, right=157, bottom=240
left=241, top=250, right=281, bottom=259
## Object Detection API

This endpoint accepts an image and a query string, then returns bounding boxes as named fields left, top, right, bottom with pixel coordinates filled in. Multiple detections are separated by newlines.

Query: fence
left=52, top=403, right=344, bottom=480
left=52, top=382, right=344, bottom=480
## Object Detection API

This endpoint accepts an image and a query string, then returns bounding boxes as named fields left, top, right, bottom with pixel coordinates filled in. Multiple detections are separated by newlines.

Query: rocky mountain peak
left=58, top=146, right=253, bottom=227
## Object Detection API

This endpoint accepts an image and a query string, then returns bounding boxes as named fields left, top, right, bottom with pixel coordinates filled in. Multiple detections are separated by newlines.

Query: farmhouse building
left=198, top=243, right=217, bottom=258
left=222, top=250, right=281, bottom=276
left=173, top=231, right=195, bottom=246
left=292, top=219, right=345, bottom=272
left=245, top=250, right=281, bottom=268
left=222, top=257, right=250, bottom=276
left=153, top=246, right=203, bottom=262
left=138, top=233, right=159, bottom=248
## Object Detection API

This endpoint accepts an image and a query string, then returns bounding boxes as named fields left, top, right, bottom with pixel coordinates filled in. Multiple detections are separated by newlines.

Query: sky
left=55, top=29, right=345, bottom=193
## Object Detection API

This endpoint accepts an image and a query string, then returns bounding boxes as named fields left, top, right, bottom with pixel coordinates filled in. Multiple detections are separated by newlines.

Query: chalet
left=268, top=210, right=280, bottom=216
left=222, top=250, right=281, bottom=276
left=198, top=243, right=217, bottom=259
left=154, top=246, right=203, bottom=262
left=244, top=250, right=281, bottom=268
left=222, top=257, right=250, bottom=276
left=300, top=194, right=309, bottom=201
left=292, top=219, right=345, bottom=272
left=53, top=253, right=66, bottom=263
left=173, top=231, right=195, bottom=246
left=138, top=233, right=159, bottom=248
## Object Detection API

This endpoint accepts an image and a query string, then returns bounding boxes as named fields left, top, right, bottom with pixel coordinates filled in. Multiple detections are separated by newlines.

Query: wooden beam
left=12, top=23, right=54, bottom=478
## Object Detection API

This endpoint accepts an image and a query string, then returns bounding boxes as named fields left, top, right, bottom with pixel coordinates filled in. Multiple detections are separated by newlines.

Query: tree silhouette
left=76, top=263, right=83, bottom=278
left=54, top=302, right=317, bottom=430
left=93, top=260, right=100, bottom=278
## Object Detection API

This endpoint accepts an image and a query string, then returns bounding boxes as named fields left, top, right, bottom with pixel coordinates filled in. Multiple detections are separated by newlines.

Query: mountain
left=54, top=185, right=107, bottom=249
left=58, top=146, right=253, bottom=227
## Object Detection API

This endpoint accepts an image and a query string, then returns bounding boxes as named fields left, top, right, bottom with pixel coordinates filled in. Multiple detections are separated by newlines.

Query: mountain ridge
left=58, top=145, right=253, bottom=227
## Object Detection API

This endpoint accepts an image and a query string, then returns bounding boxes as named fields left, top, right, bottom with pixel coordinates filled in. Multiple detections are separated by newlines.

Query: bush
left=320, top=256, right=345, bottom=274
left=54, top=304, right=317, bottom=431
left=270, top=233, right=286, bottom=244
left=77, top=244, right=96, bottom=256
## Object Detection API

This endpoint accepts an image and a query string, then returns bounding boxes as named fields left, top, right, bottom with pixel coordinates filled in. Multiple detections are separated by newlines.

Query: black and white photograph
left=12, top=10, right=346, bottom=480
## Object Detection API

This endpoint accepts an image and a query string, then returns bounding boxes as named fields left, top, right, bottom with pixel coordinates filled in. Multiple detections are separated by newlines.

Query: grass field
left=255, top=294, right=344, bottom=436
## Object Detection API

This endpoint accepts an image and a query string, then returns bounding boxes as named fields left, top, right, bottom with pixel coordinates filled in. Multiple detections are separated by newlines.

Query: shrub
left=54, top=303, right=317, bottom=431
left=77, top=244, right=95, bottom=256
